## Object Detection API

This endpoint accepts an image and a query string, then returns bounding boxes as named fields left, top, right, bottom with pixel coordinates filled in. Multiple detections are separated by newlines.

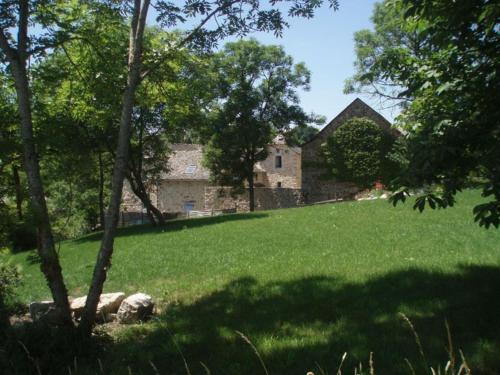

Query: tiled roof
left=161, top=144, right=210, bottom=181
left=162, top=141, right=300, bottom=181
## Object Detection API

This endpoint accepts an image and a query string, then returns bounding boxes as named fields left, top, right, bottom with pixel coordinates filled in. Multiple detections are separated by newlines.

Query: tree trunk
left=10, top=56, right=73, bottom=326
left=127, top=107, right=165, bottom=225
left=248, top=171, right=255, bottom=212
left=126, top=173, right=164, bottom=225
left=98, top=151, right=105, bottom=228
left=142, top=186, right=164, bottom=225
left=0, top=2, right=73, bottom=326
left=12, top=164, right=23, bottom=220
left=78, top=0, right=151, bottom=337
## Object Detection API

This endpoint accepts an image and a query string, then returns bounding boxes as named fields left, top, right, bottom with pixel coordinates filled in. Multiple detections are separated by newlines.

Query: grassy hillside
left=3, top=189, right=500, bottom=374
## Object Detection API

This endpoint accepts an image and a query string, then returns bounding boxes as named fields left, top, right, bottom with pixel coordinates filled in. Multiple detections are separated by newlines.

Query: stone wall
left=204, top=187, right=304, bottom=212
left=157, top=180, right=209, bottom=213
left=122, top=180, right=304, bottom=217
left=122, top=180, right=144, bottom=212
left=255, top=144, right=301, bottom=188
left=301, top=98, right=395, bottom=203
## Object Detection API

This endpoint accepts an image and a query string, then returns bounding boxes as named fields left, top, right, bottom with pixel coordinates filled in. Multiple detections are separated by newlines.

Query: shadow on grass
left=25, top=252, right=41, bottom=265
left=76, top=212, right=270, bottom=244
left=102, top=265, right=500, bottom=375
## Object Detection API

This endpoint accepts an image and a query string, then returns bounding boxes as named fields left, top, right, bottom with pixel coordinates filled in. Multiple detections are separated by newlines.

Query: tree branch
left=18, top=0, right=29, bottom=60
left=140, top=0, right=240, bottom=80
left=0, top=28, right=17, bottom=62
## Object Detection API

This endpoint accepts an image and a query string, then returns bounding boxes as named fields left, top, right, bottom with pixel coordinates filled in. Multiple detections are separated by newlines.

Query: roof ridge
left=300, top=98, right=392, bottom=146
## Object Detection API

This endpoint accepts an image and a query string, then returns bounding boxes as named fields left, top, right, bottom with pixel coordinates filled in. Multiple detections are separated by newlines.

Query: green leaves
left=473, top=202, right=500, bottom=229
left=412, top=192, right=454, bottom=213
left=322, top=117, right=398, bottom=189
left=154, top=0, right=337, bottom=50
left=389, top=186, right=409, bottom=206
left=203, top=39, right=312, bottom=192
left=348, top=0, right=500, bottom=228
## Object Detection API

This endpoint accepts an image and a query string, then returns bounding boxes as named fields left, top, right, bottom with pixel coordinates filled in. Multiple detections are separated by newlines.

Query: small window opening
left=185, top=165, right=197, bottom=175
left=275, top=155, right=282, bottom=168
left=183, top=201, right=195, bottom=212
left=277, top=182, right=282, bottom=188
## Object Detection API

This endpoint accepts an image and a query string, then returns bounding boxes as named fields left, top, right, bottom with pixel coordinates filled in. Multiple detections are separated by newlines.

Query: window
left=275, top=155, right=282, bottom=168
left=277, top=182, right=282, bottom=188
left=183, top=201, right=195, bottom=212
left=184, top=165, right=196, bottom=175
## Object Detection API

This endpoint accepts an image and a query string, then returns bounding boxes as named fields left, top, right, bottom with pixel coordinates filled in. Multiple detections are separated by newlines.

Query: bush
left=322, top=117, right=398, bottom=189
left=0, top=204, right=37, bottom=252
left=0, top=262, right=22, bottom=334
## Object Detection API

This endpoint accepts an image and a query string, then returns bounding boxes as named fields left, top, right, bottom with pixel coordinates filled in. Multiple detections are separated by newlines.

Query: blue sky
left=250, top=0, right=394, bottom=124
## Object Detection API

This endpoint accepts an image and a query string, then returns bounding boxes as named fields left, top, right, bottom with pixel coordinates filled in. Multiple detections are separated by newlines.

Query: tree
left=33, top=24, right=200, bottom=228
left=344, top=0, right=424, bottom=107
left=284, top=124, right=320, bottom=146
left=126, top=105, right=169, bottom=225
left=125, top=30, right=216, bottom=225
left=322, top=117, right=397, bottom=189
left=203, top=39, right=314, bottom=211
left=31, top=5, right=129, bottom=232
left=346, top=0, right=500, bottom=228
left=0, top=72, right=23, bottom=222
left=0, top=72, right=27, bottom=249
left=77, top=0, right=151, bottom=336
left=0, top=0, right=77, bottom=325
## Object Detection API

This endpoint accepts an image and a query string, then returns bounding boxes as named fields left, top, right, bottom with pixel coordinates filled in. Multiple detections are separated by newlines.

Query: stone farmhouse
left=301, top=97, right=399, bottom=203
left=121, top=98, right=395, bottom=220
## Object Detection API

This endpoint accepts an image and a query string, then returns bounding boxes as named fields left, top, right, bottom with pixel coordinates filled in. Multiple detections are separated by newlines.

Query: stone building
left=254, top=134, right=301, bottom=189
left=301, top=98, right=397, bottom=203
left=121, top=98, right=396, bottom=219
left=122, top=136, right=302, bottom=217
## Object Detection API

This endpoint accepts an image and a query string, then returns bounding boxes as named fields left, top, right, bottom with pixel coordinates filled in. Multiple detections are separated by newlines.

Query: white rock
left=70, top=292, right=125, bottom=320
left=117, top=293, right=154, bottom=324
left=70, top=296, right=87, bottom=318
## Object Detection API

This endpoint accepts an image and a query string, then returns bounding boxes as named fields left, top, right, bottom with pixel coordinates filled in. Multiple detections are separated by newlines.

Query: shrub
left=322, top=117, right=397, bottom=189
left=0, top=262, right=22, bottom=334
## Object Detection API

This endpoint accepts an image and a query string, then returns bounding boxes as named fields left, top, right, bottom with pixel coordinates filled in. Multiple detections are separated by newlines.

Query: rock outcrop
left=117, top=293, right=154, bottom=324
left=70, top=292, right=125, bottom=321
left=29, top=291, right=153, bottom=325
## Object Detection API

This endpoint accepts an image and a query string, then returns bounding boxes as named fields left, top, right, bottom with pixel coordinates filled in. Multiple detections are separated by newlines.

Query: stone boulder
left=29, top=300, right=55, bottom=321
left=117, top=293, right=154, bottom=324
left=70, top=292, right=125, bottom=321
left=28, top=301, right=72, bottom=324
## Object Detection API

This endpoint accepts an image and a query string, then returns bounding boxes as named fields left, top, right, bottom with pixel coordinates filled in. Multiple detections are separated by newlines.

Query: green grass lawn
left=3, top=189, right=500, bottom=374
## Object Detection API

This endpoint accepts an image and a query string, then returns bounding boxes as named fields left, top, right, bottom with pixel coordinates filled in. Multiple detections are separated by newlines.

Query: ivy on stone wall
left=322, top=117, right=397, bottom=189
